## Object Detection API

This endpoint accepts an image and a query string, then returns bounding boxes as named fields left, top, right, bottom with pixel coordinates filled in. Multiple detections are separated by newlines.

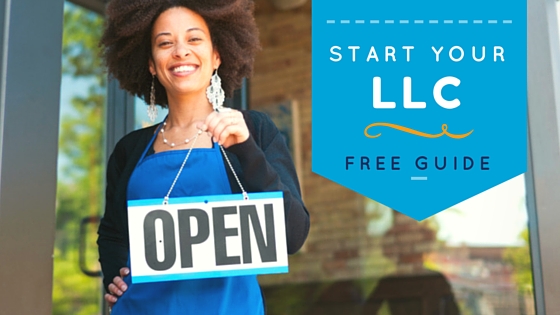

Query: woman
left=97, top=0, right=310, bottom=313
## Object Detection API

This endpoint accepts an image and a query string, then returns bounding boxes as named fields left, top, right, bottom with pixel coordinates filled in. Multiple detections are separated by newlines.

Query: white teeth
left=173, top=65, right=195, bottom=73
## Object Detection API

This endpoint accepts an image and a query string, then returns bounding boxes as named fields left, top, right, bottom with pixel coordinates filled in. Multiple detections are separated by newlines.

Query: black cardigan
left=97, top=110, right=310, bottom=291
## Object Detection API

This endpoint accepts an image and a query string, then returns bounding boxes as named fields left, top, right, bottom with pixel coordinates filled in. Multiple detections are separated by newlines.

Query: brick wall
left=251, top=0, right=390, bottom=285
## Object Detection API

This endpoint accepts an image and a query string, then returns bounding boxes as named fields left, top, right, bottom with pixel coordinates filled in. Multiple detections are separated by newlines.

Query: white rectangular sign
left=127, top=192, right=288, bottom=284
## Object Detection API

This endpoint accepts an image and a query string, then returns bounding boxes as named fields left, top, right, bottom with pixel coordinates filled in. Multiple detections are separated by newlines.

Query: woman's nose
left=174, top=43, right=190, bottom=57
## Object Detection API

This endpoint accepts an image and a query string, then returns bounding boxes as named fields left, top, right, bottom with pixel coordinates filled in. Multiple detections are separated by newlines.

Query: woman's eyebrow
left=154, top=28, right=205, bottom=40
left=186, top=27, right=205, bottom=33
left=154, top=32, right=172, bottom=40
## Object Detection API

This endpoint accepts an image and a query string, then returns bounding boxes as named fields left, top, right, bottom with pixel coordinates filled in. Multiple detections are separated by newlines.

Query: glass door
left=53, top=2, right=106, bottom=314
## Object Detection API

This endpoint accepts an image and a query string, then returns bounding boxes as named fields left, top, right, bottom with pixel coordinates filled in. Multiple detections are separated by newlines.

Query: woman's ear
left=213, top=49, right=221, bottom=70
left=148, top=58, right=156, bottom=76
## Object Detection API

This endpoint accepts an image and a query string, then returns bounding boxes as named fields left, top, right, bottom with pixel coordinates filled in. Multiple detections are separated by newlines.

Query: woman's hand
left=197, top=109, right=249, bottom=148
left=105, top=267, right=130, bottom=308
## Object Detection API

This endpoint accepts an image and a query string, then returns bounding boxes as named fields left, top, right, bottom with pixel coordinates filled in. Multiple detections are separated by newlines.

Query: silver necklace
left=161, top=121, right=202, bottom=147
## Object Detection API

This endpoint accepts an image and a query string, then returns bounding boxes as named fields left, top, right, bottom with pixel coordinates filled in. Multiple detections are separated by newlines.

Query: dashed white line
left=326, top=19, right=513, bottom=25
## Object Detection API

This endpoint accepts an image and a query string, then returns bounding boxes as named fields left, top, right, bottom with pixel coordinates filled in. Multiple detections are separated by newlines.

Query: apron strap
left=135, top=117, right=166, bottom=168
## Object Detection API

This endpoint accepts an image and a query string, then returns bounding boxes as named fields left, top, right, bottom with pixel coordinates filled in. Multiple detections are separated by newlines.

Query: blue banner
left=312, top=0, right=527, bottom=220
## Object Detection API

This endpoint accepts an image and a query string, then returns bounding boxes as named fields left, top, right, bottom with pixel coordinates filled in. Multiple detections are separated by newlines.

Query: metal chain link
left=163, top=131, right=201, bottom=205
left=219, top=145, right=249, bottom=200
left=216, top=107, right=249, bottom=200
left=163, top=131, right=249, bottom=204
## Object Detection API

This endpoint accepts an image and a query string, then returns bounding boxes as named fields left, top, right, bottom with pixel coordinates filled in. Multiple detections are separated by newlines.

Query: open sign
left=127, top=192, right=288, bottom=284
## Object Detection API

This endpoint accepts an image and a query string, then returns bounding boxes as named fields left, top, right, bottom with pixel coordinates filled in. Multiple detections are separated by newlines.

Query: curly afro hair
left=101, top=0, right=260, bottom=107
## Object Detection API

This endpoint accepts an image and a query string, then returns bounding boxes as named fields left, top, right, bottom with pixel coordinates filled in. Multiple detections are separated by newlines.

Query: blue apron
left=111, top=123, right=265, bottom=315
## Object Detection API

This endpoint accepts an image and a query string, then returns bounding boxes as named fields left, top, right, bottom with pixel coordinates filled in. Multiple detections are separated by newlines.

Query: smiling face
left=149, top=6, right=221, bottom=102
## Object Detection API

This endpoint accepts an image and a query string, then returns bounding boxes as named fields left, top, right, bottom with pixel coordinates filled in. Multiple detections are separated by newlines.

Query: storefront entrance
left=1, top=0, right=560, bottom=314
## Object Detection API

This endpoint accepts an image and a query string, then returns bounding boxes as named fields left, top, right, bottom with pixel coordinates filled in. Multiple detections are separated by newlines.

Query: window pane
left=54, top=2, right=106, bottom=314
left=262, top=175, right=535, bottom=315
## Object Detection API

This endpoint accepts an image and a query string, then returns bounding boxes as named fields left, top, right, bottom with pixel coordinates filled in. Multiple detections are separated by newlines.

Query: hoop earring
left=206, top=68, right=225, bottom=111
left=148, top=74, right=158, bottom=123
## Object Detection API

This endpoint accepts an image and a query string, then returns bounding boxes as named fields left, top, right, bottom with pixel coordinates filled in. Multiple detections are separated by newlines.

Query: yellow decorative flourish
left=364, top=123, right=473, bottom=139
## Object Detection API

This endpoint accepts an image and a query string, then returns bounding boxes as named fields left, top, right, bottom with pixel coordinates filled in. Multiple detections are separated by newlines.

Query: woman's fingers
left=104, top=267, right=130, bottom=308
left=119, top=267, right=130, bottom=278
left=112, top=276, right=128, bottom=292
left=212, top=112, right=235, bottom=143
left=105, top=293, right=117, bottom=306
left=200, top=110, right=249, bottom=147
left=105, top=273, right=129, bottom=307
left=202, top=110, right=222, bottom=138
left=108, top=283, right=122, bottom=296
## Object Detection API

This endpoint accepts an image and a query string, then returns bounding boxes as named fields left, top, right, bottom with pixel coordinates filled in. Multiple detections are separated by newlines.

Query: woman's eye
left=189, top=37, right=201, bottom=42
left=158, top=41, right=172, bottom=47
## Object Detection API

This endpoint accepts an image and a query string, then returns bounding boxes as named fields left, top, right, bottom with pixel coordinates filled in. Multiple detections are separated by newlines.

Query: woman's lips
left=170, top=64, right=198, bottom=76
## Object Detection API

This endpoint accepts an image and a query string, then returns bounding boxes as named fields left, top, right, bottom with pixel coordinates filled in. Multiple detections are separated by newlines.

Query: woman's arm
left=227, top=111, right=310, bottom=254
left=97, top=141, right=130, bottom=291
